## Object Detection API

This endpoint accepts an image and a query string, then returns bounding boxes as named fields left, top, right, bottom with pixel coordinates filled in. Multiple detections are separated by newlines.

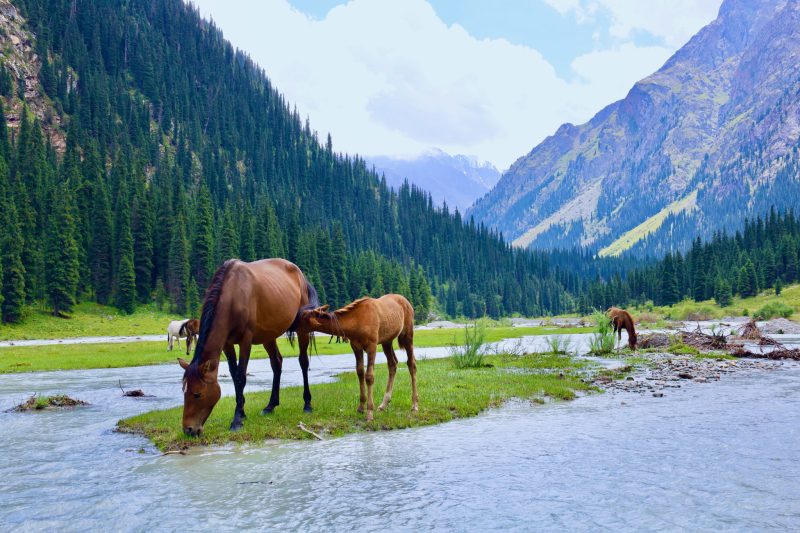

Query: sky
left=190, top=0, right=722, bottom=170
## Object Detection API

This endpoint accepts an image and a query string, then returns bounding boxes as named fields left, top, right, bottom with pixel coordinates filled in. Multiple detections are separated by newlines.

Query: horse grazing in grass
left=180, top=318, right=200, bottom=355
left=178, top=258, right=319, bottom=436
left=297, top=294, right=418, bottom=421
left=167, top=319, right=193, bottom=352
left=607, top=307, right=637, bottom=350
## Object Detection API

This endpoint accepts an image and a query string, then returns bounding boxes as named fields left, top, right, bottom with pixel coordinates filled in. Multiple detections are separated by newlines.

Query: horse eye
left=193, top=393, right=201, bottom=399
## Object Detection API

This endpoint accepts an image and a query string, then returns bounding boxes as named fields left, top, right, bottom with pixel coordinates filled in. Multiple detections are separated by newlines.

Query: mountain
left=0, top=0, right=573, bottom=322
left=368, top=150, right=500, bottom=212
left=469, top=0, right=800, bottom=257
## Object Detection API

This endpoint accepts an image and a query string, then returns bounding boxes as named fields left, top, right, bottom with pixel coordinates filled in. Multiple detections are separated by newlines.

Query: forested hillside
left=0, top=0, right=572, bottom=324
left=573, top=209, right=800, bottom=313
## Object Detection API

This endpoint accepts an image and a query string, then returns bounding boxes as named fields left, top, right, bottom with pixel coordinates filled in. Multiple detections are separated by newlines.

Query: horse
left=167, top=319, right=192, bottom=351
left=178, top=258, right=319, bottom=436
left=296, top=294, right=418, bottom=422
left=180, top=318, right=200, bottom=355
left=607, top=307, right=637, bottom=350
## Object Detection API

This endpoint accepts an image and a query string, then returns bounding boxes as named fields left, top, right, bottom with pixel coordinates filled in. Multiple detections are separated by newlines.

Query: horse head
left=299, top=304, right=330, bottom=330
left=178, top=357, right=221, bottom=437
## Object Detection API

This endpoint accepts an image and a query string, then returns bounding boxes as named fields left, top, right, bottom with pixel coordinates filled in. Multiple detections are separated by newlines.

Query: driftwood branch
left=297, top=422, right=323, bottom=440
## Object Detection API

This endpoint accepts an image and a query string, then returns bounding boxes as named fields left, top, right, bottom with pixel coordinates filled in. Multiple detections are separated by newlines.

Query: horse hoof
left=357, top=406, right=365, bottom=414
left=303, top=405, right=313, bottom=413
left=230, top=420, right=243, bottom=431
left=366, top=413, right=374, bottom=422
left=262, top=406, right=275, bottom=415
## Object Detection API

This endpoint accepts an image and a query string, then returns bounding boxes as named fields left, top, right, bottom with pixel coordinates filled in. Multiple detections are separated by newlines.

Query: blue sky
left=193, top=0, right=722, bottom=168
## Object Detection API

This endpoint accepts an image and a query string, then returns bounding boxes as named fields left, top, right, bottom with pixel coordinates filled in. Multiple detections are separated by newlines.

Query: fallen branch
left=297, top=422, right=323, bottom=440
left=118, top=379, right=147, bottom=397
left=161, top=450, right=187, bottom=456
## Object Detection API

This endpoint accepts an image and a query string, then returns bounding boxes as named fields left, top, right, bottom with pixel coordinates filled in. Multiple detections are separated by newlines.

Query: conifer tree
left=1, top=153, right=26, bottom=323
left=167, top=211, right=190, bottom=314
left=218, top=207, right=240, bottom=262
left=190, top=185, right=214, bottom=289
left=115, top=195, right=136, bottom=314
left=132, top=190, right=154, bottom=302
left=90, top=176, right=114, bottom=304
left=45, top=181, right=80, bottom=316
left=660, top=254, right=680, bottom=306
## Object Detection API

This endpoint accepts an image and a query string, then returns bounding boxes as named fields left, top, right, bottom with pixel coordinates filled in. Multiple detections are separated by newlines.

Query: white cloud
left=545, top=0, right=722, bottom=47
left=192, top=0, right=719, bottom=169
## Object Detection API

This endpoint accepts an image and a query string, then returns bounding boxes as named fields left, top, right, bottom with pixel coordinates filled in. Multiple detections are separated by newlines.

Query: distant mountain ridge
left=469, top=0, right=800, bottom=257
left=368, top=149, right=500, bottom=212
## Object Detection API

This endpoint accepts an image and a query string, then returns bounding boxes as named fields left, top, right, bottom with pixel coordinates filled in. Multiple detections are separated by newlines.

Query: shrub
left=754, top=302, right=793, bottom=320
left=451, top=322, right=490, bottom=368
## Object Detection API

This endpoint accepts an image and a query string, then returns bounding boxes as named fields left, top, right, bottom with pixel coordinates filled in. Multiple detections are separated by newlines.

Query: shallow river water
left=1, top=334, right=799, bottom=531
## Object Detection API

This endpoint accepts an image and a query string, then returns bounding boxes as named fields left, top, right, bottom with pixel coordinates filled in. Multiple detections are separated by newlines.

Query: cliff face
left=469, top=0, right=800, bottom=255
left=0, top=0, right=65, bottom=151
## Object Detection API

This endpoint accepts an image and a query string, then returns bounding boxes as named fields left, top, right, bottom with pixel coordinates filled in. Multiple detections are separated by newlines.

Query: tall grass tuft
left=545, top=335, right=573, bottom=355
left=588, top=311, right=615, bottom=355
left=451, top=322, right=489, bottom=368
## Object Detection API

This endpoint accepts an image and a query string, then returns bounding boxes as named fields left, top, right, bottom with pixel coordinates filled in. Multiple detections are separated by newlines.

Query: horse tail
left=190, top=259, right=237, bottom=365
left=287, top=271, right=321, bottom=346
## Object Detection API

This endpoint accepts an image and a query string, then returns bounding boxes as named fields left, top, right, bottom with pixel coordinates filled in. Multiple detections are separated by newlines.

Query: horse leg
left=365, top=346, right=377, bottom=421
left=222, top=343, right=243, bottom=431
left=399, top=334, right=418, bottom=412
left=378, top=342, right=398, bottom=411
left=299, top=332, right=312, bottom=412
left=262, top=339, right=283, bottom=414
left=354, top=347, right=366, bottom=413
left=185, top=335, right=192, bottom=356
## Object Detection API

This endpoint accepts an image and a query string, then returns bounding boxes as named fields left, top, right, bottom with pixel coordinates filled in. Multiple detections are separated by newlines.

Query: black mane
left=189, top=259, right=237, bottom=367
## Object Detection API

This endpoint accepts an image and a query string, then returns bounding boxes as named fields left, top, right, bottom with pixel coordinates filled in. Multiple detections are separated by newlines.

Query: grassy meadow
left=0, top=324, right=592, bottom=374
left=118, top=353, right=595, bottom=451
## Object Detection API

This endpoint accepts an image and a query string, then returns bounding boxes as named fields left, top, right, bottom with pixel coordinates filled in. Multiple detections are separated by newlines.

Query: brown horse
left=178, top=258, right=319, bottom=436
left=297, top=294, right=418, bottom=421
left=179, top=318, right=200, bottom=356
left=607, top=307, right=637, bottom=350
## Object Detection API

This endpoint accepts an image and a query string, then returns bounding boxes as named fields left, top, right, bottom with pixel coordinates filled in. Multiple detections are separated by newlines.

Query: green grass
left=450, top=322, right=489, bottom=368
left=0, top=301, right=181, bottom=341
left=118, top=354, right=595, bottom=451
left=0, top=325, right=592, bottom=374
left=631, top=284, right=800, bottom=321
left=588, top=311, right=615, bottom=355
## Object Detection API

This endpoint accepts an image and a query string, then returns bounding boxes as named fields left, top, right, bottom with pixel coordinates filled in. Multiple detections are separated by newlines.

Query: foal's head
left=299, top=305, right=331, bottom=330
left=178, top=357, right=221, bottom=437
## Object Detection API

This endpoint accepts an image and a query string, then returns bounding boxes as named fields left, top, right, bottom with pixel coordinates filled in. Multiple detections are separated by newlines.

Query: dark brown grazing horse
left=296, top=294, right=418, bottom=421
left=179, top=318, right=200, bottom=356
left=607, top=307, right=637, bottom=350
left=178, top=258, right=319, bottom=436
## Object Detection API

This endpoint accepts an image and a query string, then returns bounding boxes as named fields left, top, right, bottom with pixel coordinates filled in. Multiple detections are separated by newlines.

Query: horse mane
left=333, top=297, right=370, bottom=316
left=178, top=319, right=190, bottom=337
left=189, top=259, right=237, bottom=368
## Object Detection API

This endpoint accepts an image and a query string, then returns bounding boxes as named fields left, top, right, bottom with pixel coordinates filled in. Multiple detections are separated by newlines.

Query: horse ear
left=178, top=358, right=189, bottom=370
left=319, top=304, right=330, bottom=312
left=199, top=359, right=218, bottom=375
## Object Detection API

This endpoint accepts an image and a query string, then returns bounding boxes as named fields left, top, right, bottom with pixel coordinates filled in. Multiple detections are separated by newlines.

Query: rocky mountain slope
left=368, top=149, right=500, bottom=212
left=469, top=0, right=800, bottom=256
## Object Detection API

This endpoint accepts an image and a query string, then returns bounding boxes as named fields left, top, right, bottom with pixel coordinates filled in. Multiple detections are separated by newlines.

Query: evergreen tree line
left=0, top=0, right=573, bottom=324
left=573, top=209, right=800, bottom=312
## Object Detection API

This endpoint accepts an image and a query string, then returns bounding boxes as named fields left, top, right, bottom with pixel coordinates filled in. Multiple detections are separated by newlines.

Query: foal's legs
left=365, top=345, right=378, bottom=421
left=262, top=339, right=283, bottom=414
left=298, top=332, right=313, bottom=412
left=378, top=342, right=398, bottom=411
left=399, top=334, right=418, bottom=412
left=353, top=347, right=367, bottom=413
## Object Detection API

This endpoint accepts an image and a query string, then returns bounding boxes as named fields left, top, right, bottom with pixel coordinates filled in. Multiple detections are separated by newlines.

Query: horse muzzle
left=183, top=426, right=203, bottom=437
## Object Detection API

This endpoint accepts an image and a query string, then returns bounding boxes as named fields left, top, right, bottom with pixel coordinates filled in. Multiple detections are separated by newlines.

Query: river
left=1, top=334, right=799, bottom=531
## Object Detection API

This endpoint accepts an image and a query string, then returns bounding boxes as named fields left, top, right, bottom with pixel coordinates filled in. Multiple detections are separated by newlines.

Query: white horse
left=167, top=319, right=191, bottom=351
